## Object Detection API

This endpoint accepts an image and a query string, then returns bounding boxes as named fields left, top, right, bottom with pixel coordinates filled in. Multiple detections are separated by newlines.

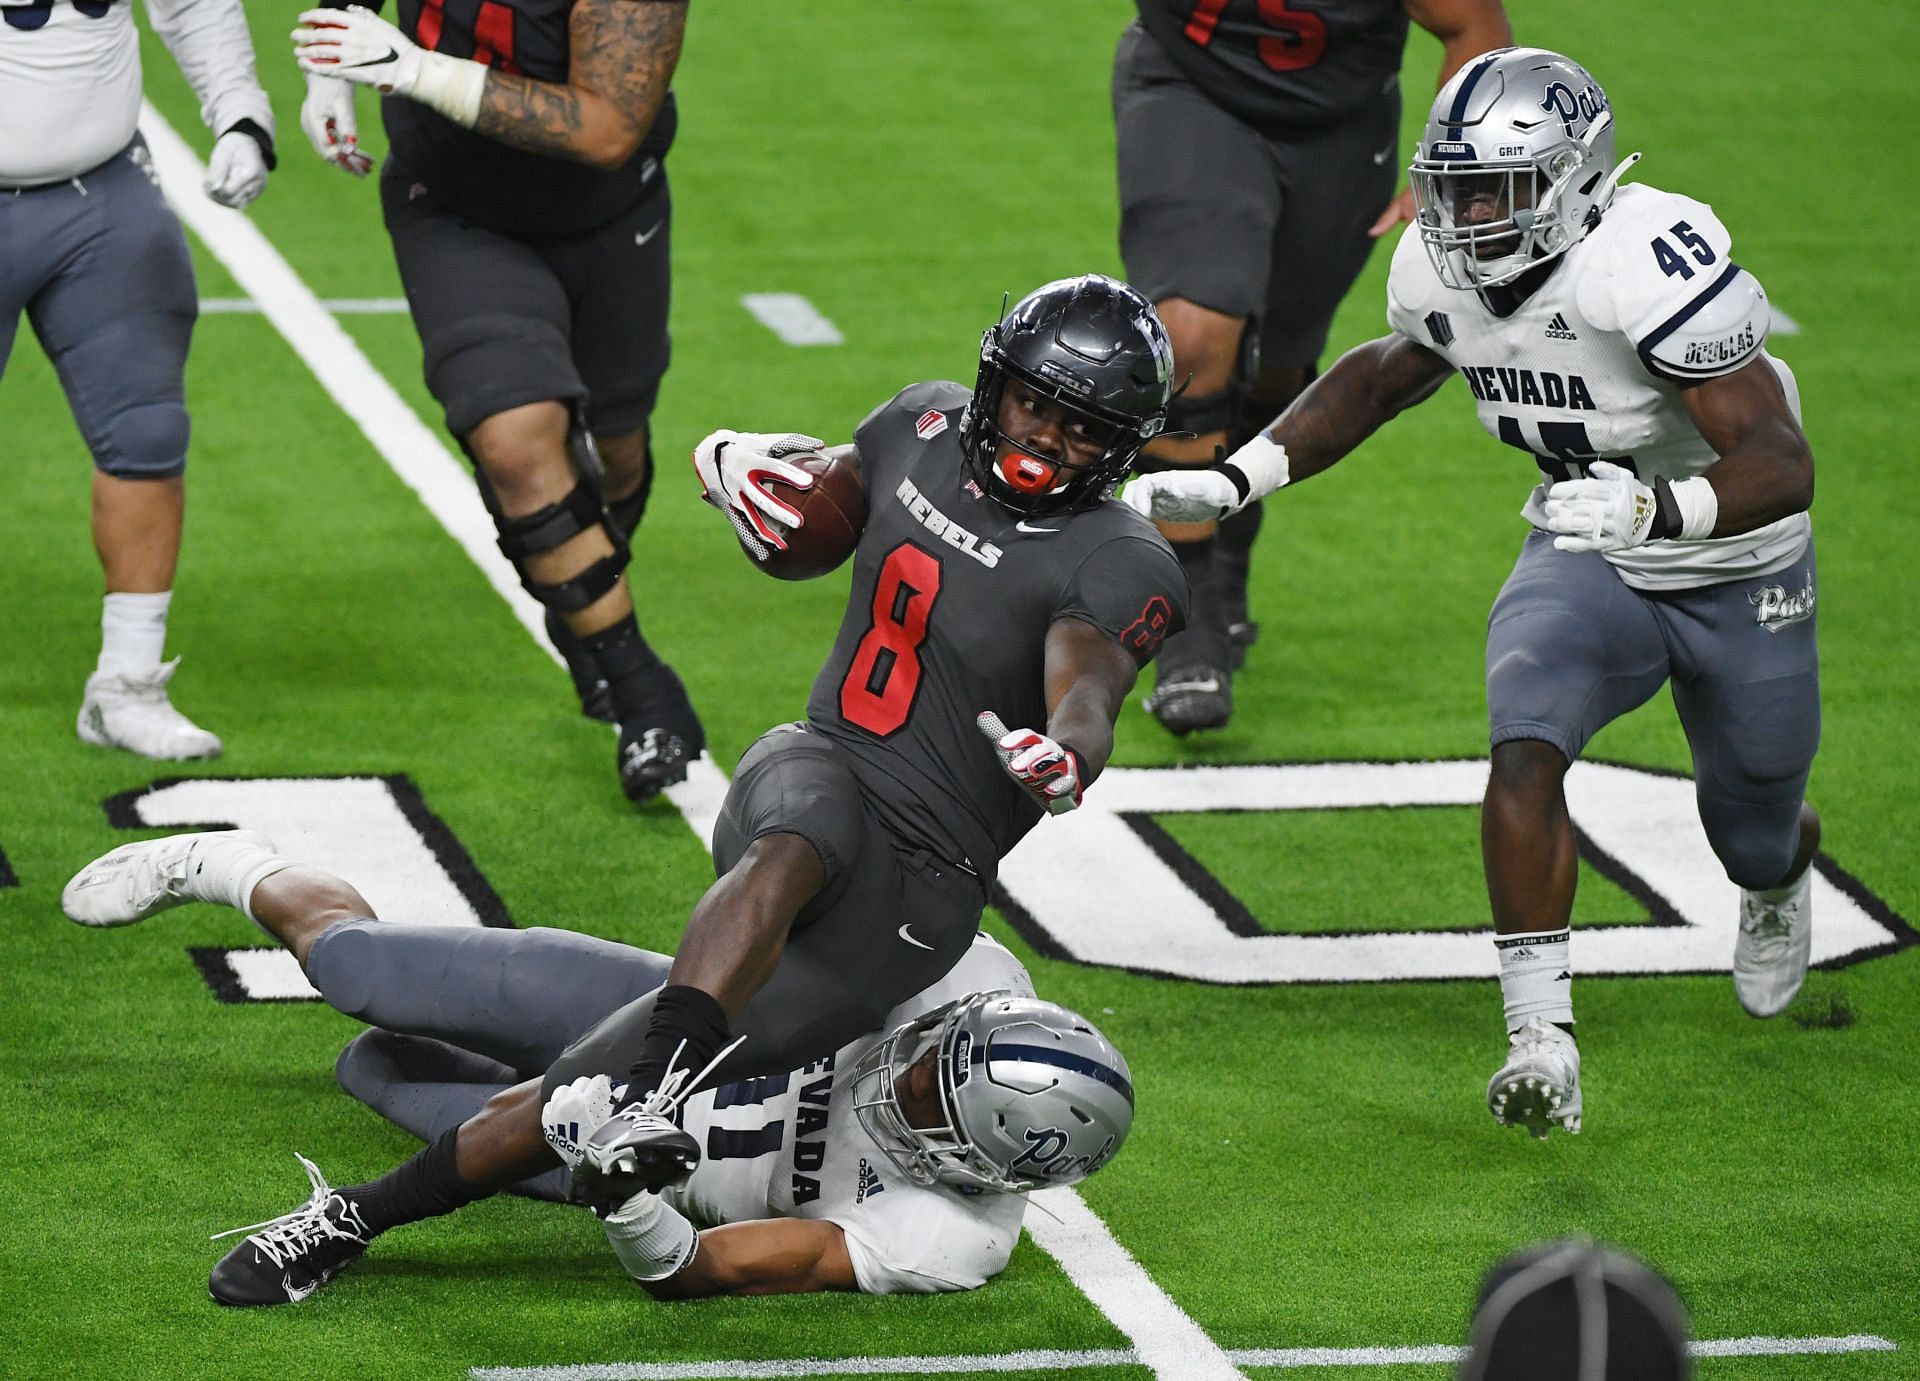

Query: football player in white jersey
left=1123, top=48, right=1821, bottom=1139
left=60, top=830, right=1133, bottom=1302
left=1, top=0, right=275, bottom=759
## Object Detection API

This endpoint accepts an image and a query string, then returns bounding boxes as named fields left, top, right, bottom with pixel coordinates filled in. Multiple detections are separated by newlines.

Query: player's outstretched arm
left=636, top=1218, right=858, bottom=1300
left=1680, top=357, right=1816, bottom=535
left=980, top=620, right=1141, bottom=816
left=294, top=1, right=684, bottom=171
left=1124, top=333, right=1453, bottom=524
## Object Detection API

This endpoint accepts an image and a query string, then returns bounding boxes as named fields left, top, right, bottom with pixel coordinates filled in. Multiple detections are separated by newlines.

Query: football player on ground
left=1115, top=0, right=1510, bottom=734
left=289, top=0, right=701, bottom=803
left=2, top=0, right=277, bottom=759
left=65, top=832, right=1128, bottom=1300
left=1124, top=50, right=1821, bottom=1137
left=64, top=274, right=1185, bottom=1303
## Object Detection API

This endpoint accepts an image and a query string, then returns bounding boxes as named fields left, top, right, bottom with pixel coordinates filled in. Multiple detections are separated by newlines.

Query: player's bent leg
left=1139, top=305, right=1247, bottom=735
left=1666, top=543, right=1822, bottom=1016
left=1480, top=535, right=1670, bottom=1135
left=468, top=404, right=703, bottom=801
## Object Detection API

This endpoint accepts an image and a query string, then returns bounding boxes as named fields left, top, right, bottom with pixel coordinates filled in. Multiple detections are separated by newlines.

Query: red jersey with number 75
left=1132, top=0, right=1409, bottom=130
left=805, top=382, right=1188, bottom=885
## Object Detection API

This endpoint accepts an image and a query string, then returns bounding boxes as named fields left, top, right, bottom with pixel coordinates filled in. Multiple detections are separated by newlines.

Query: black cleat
left=615, top=666, right=705, bottom=804
left=546, top=609, right=615, bottom=723
left=208, top=1154, right=371, bottom=1306
left=1143, top=662, right=1233, bottom=736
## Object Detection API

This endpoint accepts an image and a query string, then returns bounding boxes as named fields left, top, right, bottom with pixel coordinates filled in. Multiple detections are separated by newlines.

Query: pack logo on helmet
left=1540, top=79, right=1608, bottom=136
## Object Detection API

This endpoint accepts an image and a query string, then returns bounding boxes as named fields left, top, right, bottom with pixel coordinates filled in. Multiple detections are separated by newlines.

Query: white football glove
left=977, top=711, right=1084, bottom=816
left=203, top=130, right=269, bottom=209
left=541, top=1074, right=624, bottom=1170
left=1120, top=468, right=1242, bottom=524
left=1544, top=461, right=1663, bottom=553
left=692, top=429, right=822, bottom=560
left=300, top=72, right=373, bottom=176
left=293, top=6, right=424, bottom=94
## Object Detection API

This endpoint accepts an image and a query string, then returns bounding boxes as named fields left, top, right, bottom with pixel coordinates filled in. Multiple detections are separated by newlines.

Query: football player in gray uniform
left=64, top=275, right=1181, bottom=1304
left=61, top=832, right=1131, bottom=1301
left=3, top=0, right=276, bottom=759
left=1125, top=50, right=1821, bottom=1139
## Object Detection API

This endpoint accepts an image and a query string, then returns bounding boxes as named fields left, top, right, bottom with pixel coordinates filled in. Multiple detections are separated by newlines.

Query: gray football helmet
left=1411, top=48, right=1631, bottom=291
left=851, top=991, right=1134, bottom=1194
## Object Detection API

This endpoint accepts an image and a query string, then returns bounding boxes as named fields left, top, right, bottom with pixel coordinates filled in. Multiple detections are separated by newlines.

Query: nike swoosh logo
left=1373, top=142, right=1396, bottom=166
left=634, top=221, right=663, bottom=247
left=339, top=47, right=399, bottom=70
left=897, top=924, right=933, bottom=951
left=1164, top=677, right=1221, bottom=694
left=283, top=1275, right=319, bottom=1303
left=1015, top=520, right=1060, bottom=534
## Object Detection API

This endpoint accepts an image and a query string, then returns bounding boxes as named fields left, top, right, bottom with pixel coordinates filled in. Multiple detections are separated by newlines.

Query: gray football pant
left=1, top=137, right=197, bottom=477
left=310, top=921, right=671, bottom=1201
left=1486, top=531, right=1820, bottom=890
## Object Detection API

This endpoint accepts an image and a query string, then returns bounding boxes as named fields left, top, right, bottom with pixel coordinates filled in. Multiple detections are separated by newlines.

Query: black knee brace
left=477, top=420, right=631, bottom=612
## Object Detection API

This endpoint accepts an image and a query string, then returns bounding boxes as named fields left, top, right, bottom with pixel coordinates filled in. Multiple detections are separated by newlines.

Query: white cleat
left=78, top=658, right=222, bottom=760
left=62, top=830, right=274, bottom=928
left=1735, top=866, right=1814, bottom=1018
left=1487, top=1017, right=1582, bottom=1140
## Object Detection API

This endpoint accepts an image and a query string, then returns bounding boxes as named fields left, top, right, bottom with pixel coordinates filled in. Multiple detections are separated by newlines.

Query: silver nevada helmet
left=1411, top=48, right=1627, bottom=291
left=851, top=991, right=1134, bottom=1194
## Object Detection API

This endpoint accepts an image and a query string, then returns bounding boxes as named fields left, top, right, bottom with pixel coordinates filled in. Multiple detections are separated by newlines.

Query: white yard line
left=470, top=1334, right=1898, bottom=1379
left=741, top=292, right=844, bottom=345
left=139, top=103, right=1229, bottom=1378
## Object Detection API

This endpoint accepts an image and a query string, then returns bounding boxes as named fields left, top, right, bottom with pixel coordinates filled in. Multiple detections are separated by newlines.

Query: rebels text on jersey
left=1132, top=0, right=1408, bottom=131
left=666, top=936, right=1035, bottom=1295
left=805, top=382, right=1188, bottom=883
left=1386, top=182, right=1811, bottom=591
left=380, top=0, right=675, bottom=238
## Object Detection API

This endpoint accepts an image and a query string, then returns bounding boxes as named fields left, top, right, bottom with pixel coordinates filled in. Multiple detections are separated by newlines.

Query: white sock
left=1495, top=927, right=1574, bottom=1035
left=98, top=591, right=172, bottom=676
left=183, top=835, right=296, bottom=936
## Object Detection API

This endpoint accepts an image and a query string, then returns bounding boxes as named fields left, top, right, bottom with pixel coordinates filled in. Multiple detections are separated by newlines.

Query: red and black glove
left=977, top=711, right=1083, bottom=816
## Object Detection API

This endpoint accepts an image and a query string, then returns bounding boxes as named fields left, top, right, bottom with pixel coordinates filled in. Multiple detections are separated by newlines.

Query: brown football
left=747, top=451, right=867, bottom=581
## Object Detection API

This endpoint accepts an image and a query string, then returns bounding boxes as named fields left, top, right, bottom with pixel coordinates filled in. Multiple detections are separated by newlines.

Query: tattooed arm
left=474, top=0, right=687, bottom=169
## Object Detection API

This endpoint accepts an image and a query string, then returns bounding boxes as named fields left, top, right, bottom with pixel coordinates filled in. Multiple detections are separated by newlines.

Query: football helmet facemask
left=960, top=275, right=1174, bottom=516
left=851, top=990, right=1134, bottom=1195
left=1411, top=48, right=1635, bottom=292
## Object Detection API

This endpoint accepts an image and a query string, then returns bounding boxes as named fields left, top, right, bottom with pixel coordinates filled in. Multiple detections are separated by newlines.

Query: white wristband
left=1221, top=433, right=1290, bottom=505
left=411, top=52, right=488, bottom=129
left=1670, top=475, right=1719, bottom=542
left=602, top=1190, right=699, bottom=1282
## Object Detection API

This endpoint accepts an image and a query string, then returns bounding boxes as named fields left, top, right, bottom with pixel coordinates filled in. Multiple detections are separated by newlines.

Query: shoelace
left=604, top=1034, right=748, bottom=1135
left=1508, top=1019, right=1576, bottom=1071
left=210, top=1153, right=368, bottom=1267
left=1742, top=898, right=1800, bottom=943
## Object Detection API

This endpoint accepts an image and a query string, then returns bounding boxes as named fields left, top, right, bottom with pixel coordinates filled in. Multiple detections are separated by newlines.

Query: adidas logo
left=855, top=1157, right=885, bottom=1203
left=1545, top=312, right=1578, bottom=341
